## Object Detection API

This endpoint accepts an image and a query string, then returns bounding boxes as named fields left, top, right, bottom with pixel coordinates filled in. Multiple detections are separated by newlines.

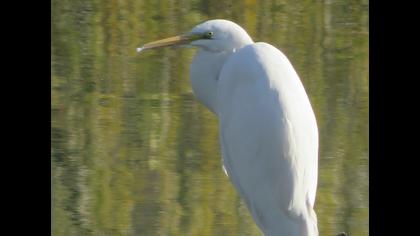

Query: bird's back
left=217, top=42, right=318, bottom=236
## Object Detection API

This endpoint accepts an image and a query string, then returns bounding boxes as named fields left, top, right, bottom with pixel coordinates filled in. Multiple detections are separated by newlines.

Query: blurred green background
left=51, top=0, right=368, bottom=235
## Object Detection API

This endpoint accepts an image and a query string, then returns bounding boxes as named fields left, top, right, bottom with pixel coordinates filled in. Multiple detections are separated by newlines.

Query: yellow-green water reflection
left=51, top=0, right=368, bottom=235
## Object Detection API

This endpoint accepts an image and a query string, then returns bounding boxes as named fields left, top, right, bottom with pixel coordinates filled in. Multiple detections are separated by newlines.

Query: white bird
left=137, top=19, right=319, bottom=236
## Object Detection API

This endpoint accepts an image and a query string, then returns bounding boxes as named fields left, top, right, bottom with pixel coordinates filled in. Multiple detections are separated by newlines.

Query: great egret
left=137, top=19, right=319, bottom=236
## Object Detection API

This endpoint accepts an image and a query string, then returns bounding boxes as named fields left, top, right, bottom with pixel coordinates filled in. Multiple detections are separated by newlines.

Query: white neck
left=189, top=49, right=233, bottom=115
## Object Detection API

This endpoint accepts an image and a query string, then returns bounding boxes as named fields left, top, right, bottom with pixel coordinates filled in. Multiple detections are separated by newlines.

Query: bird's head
left=137, top=19, right=253, bottom=53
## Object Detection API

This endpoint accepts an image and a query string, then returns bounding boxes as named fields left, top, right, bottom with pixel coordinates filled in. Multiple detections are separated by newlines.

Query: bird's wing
left=217, top=43, right=318, bottom=234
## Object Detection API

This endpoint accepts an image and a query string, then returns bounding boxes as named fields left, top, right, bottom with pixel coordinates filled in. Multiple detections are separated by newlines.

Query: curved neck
left=189, top=49, right=232, bottom=115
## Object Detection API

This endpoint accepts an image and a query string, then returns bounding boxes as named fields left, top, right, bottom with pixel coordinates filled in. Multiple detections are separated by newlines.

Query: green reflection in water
left=52, top=0, right=368, bottom=235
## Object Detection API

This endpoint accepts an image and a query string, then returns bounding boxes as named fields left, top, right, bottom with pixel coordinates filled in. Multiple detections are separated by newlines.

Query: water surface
left=51, top=0, right=368, bottom=235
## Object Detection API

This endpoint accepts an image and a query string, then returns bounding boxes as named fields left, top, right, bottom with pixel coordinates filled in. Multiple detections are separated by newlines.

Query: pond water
left=51, top=0, right=368, bottom=235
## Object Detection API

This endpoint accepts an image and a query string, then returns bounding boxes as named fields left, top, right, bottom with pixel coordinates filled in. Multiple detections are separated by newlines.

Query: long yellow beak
left=137, top=34, right=199, bottom=53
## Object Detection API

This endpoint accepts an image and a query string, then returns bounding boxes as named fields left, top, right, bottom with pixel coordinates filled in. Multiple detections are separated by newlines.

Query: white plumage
left=138, top=19, right=319, bottom=236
